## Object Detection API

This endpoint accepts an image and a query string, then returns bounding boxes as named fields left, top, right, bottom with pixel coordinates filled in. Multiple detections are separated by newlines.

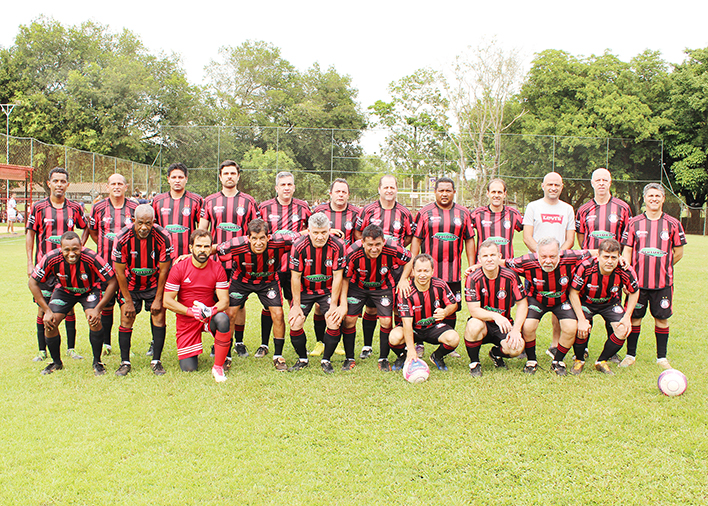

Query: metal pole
left=552, top=136, right=556, bottom=172
left=276, top=127, right=280, bottom=171
left=330, top=129, right=334, bottom=185
left=606, top=137, right=610, bottom=169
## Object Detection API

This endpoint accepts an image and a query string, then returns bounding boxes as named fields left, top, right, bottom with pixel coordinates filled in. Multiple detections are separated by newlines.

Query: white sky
left=2, top=0, right=707, bottom=152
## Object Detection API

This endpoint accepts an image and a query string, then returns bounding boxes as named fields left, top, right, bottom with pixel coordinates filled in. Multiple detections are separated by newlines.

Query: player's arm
left=28, top=277, right=50, bottom=314
left=214, top=288, right=229, bottom=313
left=198, top=217, right=210, bottom=231
left=616, top=290, right=639, bottom=339
left=288, top=270, right=305, bottom=327
left=672, top=245, right=684, bottom=265
left=568, top=288, right=590, bottom=339
left=467, top=300, right=512, bottom=334
left=353, top=229, right=362, bottom=241
left=402, top=317, right=417, bottom=362
left=326, top=269, right=347, bottom=327
left=25, top=229, right=36, bottom=277
left=506, top=297, right=528, bottom=347
left=621, top=245, right=633, bottom=267
left=409, top=237, right=421, bottom=258
left=80, top=227, right=90, bottom=246
left=163, top=290, right=188, bottom=315
left=465, top=237, right=476, bottom=268
left=433, top=302, right=458, bottom=322
left=151, top=260, right=172, bottom=314
left=576, top=232, right=585, bottom=249
left=113, top=262, right=135, bottom=318
left=561, top=229, right=575, bottom=251
left=402, top=234, right=412, bottom=247
left=523, top=225, right=537, bottom=253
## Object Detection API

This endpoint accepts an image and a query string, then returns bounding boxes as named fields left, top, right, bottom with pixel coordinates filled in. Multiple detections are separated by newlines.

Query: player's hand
left=330, top=228, right=345, bottom=239
left=433, top=308, right=447, bottom=322
left=615, top=317, right=631, bottom=339
left=190, top=301, right=214, bottom=323
left=151, top=296, right=164, bottom=315
left=288, top=305, right=305, bottom=328
left=325, top=305, right=345, bottom=327
left=505, top=329, right=524, bottom=350
left=396, top=278, right=412, bottom=298
left=43, top=310, right=57, bottom=332
left=174, top=254, right=190, bottom=265
left=122, top=300, right=136, bottom=319
left=405, top=352, right=419, bottom=365
left=464, top=264, right=481, bottom=278
left=619, top=257, right=629, bottom=269
left=577, top=318, right=591, bottom=339
left=85, top=307, right=101, bottom=326
left=27, top=262, right=33, bottom=278
left=494, top=315, right=512, bottom=334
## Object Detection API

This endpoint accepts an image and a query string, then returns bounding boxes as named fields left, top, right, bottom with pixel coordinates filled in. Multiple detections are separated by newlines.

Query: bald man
left=575, top=168, right=631, bottom=250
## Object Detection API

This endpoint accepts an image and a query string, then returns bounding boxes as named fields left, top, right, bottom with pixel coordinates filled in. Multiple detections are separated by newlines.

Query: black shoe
left=607, top=353, right=621, bottom=365
left=341, top=358, right=356, bottom=371
left=234, top=342, right=249, bottom=358
left=41, top=362, right=63, bottom=375
left=551, top=360, right=567, bottom=376
left=210, top=345, right=215, bottom=358
left=288, top=359, right=309, bottom=372
left=392, top=353, right=406, bottom=371
left=545, top=346, right=557, bottom=359
left=223, top=356, right=233, bottom=371
left=146, top=341, right=154, bottom=356
left=320, top=360, right=334, bottom=374
left=378, top=358, right=391, bottom=372
left=469, top=362, right=482, bottom=377
left=93, top=362, right=106, bottom=376
left=523, top=361, right=538, bottom=375
left=115, top=362, right=132, bottom=376
left=489, top=349, right=507, bottom=369
left=359, top=347, right=373, bottom=360
left=430, top=352, right=448, bottom=371
left=151, top=360, right=166, bottom=376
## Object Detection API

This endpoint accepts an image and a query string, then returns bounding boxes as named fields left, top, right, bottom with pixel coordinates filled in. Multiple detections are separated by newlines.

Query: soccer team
left=25, top=163, right=687, bottom=382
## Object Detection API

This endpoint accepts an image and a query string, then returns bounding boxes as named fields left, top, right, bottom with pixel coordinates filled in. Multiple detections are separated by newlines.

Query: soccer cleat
left=335, top=343, right=345, bottom=356
left=151, top=360, right=166, bottom=376
left=619, top=355, right=636, bottom=368
left=430, top=352, right=448, bottom=371
left=378, top=358, right=391, bottom=372
left=523, top=361, right=538, bottom=375
left=320, top=359, right=335, bottom=374
left=146, top=341, right=154, bottom=356
left=309, top=341, right=325, bottom=356
left=594, top=361, right=614, bottom=375
left=551, top=360, right=567, bottom=376
left=33, top=350, right=48, bottom=362
left=115, top=362, right=132, bottom=377
left=415, top=344, right=425, bottom=358
left=102, top=344, right=112, bottom=357
left=392, top=353, right=406, bottom=371
left=584, top=348, right=590, bottom=360
left=489, top=349, right=507, bottom=369
left=608, top=353, right=621, bottom=365
left=223, top=357, right=233, bottom=371
left=545, top=346, right=558, bottom=359
left=517, top=351, right=527, bottom=360
left=40, top=362, right=63, bottom=375
left=359, top=346, right=373, bottom=360
left=254, top=345, right=269, bottom=358
left=448, top=350, right=462, bottom=358
left=273, top=356, right=288, bottom=372
left=93, top=362, right=106, bottom=376
left=234, top=342, right=249, bottom=358
left=341, top=358, right=356, bottom=371
left=570, top=359, right=585, bottom=376
left=211, top=365, right=227, bottom=383
left=657, top=358, right=672, bottom=370
left=469, top=362, right=482, bottom=377
left=67, top=348, right=83, bottom=360
left=288, top=359, right=309, bottom=372
left=210, top=345, right=215, bottom=358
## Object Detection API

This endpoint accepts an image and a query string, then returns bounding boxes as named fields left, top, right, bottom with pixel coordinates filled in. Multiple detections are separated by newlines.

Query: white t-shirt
left=7, top=198, right=17, bottom=220
left=523, top=198, right=575, bottom=245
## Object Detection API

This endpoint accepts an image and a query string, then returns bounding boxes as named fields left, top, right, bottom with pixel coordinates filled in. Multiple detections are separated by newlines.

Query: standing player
left=26, top=167, right=88, bottom=362
left=163, top=230, right=231, bottom=381
left=341, top=224, right=413, bottom=372
left=199, top=159, right=259, bottom=358
left=28, top=231, right=117, bottom=375
left=389, top=254, right=460, bottom=372
left=470, top=178, right=523, bottom=260
left=112, top=204, right=172, bottom=376
left=217, top=219, right=293, bottom=371
left=354, top=174, right=415, bottom=359
left=7, top=193, right=17, bottom=233
left=287, top=212, right=348, bottom=373
left=88, top=174, right=138, bottom=355
left=568, top=239, right=639, bottom=375
left=621, top=183, right=686, bottom=369
left=464, top=241, right=527, bottom=377
left=257, top=172, right=311, bottom=358
left=310, top=178, right=361, bottom=356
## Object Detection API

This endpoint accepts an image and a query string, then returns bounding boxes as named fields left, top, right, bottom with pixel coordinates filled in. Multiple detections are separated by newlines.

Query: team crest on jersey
left=392, top=221, right=401, bottom=230
left=86, top=293, right=97, bottom=302
left=612, top=305, right=624, bottom=313
left=660, top=298, right=670, bottom=309
left=292, top=214, right=300, bottom=222
left=237, top=207, right=245, bottom=216
left=608, top=213, right=618, bottom=223
left=150, top=251, right=155, bottom=259
left=379, top=266, right=389, bottom=275
left=67, top=218, right=74, bottom=228
left=434, top=300, right=441, bottom=308
left=80, top=273, right=88, bottom=281
left=497, top=290, right=507, bottom=299
left=326, top=296, right=331, bottom=304
left=124, top=216, right=132, bottom=226
left=559, top=276, right=569, bottom=286
left=454, top=292, right=461, bottom=302
left=660, top=231, right=670, bottom=241
left=345, top=221, right=353, bottom=230
left=380, top=296, right=391, bottom=307
left=481, top=288, right=488, bottom=295
left=561, top=303, right=572, bottom=310
left=454, top=217, right=462, bottom=226
left=268, top=258, right=275, bottom=265
left=325, top=258, right=333, bottom=267
left=503, top=220, right=511, bottom=229
left=267, top=289, right=277, bottom=300
left=182, top=207, right=191, bottom=216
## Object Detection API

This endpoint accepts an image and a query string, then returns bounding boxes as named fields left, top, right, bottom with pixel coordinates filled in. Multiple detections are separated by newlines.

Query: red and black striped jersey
left=152, top=191, right=203, bottom=258
left=32, top=248, right=113, bottom=294
left=464, top=267, right=526, bottom=321
left=397, top=278, right=456, bottom=330
left=89, top=199, right=138, bottom=261
left=289, top=235, right=346, bottom=296
left=571, top=258, right=638, bottom=305
left=355, top=201, right=414, bottom=244
left=165, top=257, right=229, bottom=316
left=506, top=250, right=590, bottom=306
left=217, top=235, right=292, bottom=285
left=27, top=198, right=88, bottom=263
left=575, top=197, right=632, bottom=249
left=414, top=202, right=473, bottom=282
left=470, top=205, right=523, bottom=259
left=258, top=197, right=311, bottom=240
left=201, top=191, right=260, bottom=270
left=112, top=225, right=173, bottom=292
left=621, top=212, right=687, bottom=289
left=345, top=239, right=412, bottom=291
left=312, top=202, right=361, bottom=246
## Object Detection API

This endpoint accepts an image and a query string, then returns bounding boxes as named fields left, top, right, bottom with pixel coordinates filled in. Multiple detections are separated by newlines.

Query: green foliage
left=238, top=146, right=296, bottom=201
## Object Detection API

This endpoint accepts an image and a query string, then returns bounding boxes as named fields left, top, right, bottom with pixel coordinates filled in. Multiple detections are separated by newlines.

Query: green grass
left=1, top=233, right=707, bottom=505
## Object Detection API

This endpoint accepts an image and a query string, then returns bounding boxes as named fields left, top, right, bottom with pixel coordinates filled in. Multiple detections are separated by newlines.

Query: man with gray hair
left=287, top=212, right=349, bottom=373
left=256, top=171, right=312, bottom=358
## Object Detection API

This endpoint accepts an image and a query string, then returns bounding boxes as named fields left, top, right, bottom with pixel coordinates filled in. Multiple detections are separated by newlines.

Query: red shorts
left=175, top=315, right=210, bottom=359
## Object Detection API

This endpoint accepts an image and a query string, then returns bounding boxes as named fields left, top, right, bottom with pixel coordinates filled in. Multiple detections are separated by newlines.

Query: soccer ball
left=657, top=369, right=687, bottom=397
left=403, top=358, right=430, bottom=384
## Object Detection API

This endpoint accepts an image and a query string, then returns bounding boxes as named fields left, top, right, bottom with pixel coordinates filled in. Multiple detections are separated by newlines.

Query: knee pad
left=210, top=312, right=230, bottom=334
left=179, top=356, right=199, bottom=372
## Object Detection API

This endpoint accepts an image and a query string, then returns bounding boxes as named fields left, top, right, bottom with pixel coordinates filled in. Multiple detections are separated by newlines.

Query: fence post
left=276, top=127, right=280, bottom=171
left=330, top=129, right=334, bottom=185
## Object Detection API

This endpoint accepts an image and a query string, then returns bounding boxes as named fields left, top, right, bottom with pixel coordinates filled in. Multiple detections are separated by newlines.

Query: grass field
left=1, top=231, right=707, bottom=505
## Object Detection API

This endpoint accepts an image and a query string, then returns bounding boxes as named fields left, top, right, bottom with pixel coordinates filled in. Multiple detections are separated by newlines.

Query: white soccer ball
left=403, top=358, right=430, bottom=384
left=657, top=369, right=687, bottom=397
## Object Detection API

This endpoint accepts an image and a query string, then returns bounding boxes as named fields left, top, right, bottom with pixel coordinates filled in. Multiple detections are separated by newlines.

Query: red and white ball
left=403, top=358, right=430, bottom=384
left=657, top=369, right=687, bottom=397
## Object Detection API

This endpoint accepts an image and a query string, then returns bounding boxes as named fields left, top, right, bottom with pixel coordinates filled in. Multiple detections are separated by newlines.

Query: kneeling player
left=389, top=254, right=459, bottom=372
left=164, top=230, right=231, bottom=381
left=464, top=241, right=527, bottom=377
left=567, top=238, right=639, bottom=375
left=28, top=231, right=118, bottom=375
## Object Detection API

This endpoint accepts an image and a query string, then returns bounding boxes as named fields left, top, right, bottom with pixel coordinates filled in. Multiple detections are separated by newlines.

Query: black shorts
left=632, top=286, right=673, bottom=320
left=467, top=319, right=508, bottom=346
left=278, top=270, right=293, bottom=302
left=366, top=267, right=404, bottom=310
left=581, top=301, right=625, bottom=324
left=118, top=287, right=157, bottom=315
left=413, top=322, right=453, bottom=344
left=229, top=278, right=282, bottom=308
left=34, top=275, right=57, bottom=305
left=48, top=286, right=101, bottom=314
left=526, top=297, right=576, bottom=321
left=298, top=292, right=333, bottom=317
left=347, top=284, right=394, bottom=318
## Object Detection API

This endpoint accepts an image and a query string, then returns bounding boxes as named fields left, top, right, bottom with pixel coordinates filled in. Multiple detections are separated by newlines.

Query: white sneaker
left=212, top=365, right=227, bottom=383
left=657, top=358, right=671, bottom=370
left=619, top=355, right=635, bottom=368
